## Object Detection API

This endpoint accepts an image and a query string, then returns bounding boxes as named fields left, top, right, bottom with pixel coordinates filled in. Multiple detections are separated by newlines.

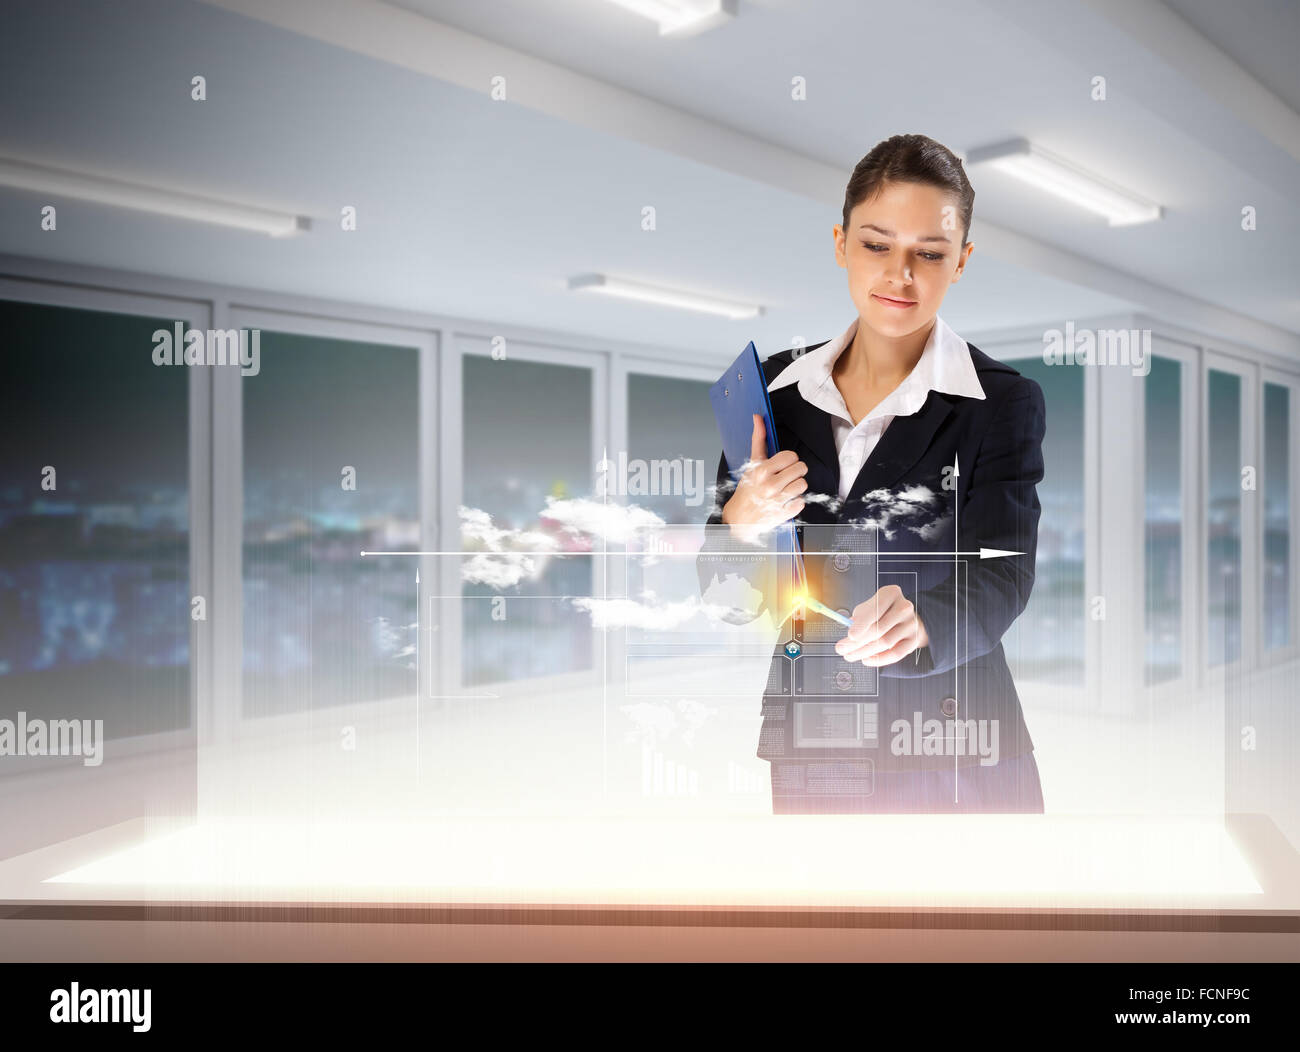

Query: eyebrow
left=858, top=223, right=951, bottom=244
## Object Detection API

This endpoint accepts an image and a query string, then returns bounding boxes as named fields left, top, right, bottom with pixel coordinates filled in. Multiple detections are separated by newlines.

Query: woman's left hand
left=834, top=585, right=930, bottom=666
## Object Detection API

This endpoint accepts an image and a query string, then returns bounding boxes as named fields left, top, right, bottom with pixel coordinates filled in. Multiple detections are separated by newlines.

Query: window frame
left=961, top=320, right=1101, bottom=700
left=0, top=276, right=211, bottom=770
left=1201, top=348, right=1258, bottom=684
left=214, top=305, right=439, bottom=747
left=449, top=330, right=610, bottom=699
left=1138, top=336, right=1201, bottom=702
left=1258, top=365, right=1300, bottom=669
left=613, top=355, right=727, bottom=689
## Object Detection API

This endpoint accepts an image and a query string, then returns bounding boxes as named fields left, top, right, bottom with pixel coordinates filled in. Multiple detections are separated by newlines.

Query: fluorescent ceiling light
left=569, top=273, right=763, bottom=319
left=603, top=0, right=736, bottom=36
left=965, top=138, right=1162, bottom=227
left=0, top=157, right=309, bottom=237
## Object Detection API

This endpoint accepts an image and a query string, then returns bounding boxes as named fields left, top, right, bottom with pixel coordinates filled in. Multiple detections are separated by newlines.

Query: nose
left=883, top=255, right=912, bottom=284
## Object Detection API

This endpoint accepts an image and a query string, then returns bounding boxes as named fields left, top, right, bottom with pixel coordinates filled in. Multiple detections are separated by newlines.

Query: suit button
left=832, top=553, right=851, bottom=572
left=939, top=696, right=957, bottom=718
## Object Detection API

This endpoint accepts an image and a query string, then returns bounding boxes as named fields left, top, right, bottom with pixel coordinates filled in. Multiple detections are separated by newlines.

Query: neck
left=836, top=318, right=934, bottom=388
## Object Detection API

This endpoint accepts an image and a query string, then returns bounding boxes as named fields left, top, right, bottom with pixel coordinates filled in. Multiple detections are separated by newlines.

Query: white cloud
left=910, top=510, right=953, bottom=541
left=569, top=595, right=706, bottom=630
left=801, top=490, right=843, bottom=513
left=462, top=551, right=543, bottom=588
left=846, top=485, right=947, bottom=541
left=459, top=505, right=558, bottom=553
left=458, top=505, right=560, bottom=587
left=541, top=496, right=666, bottom=544
left=569, top=574, right=767, bottom=630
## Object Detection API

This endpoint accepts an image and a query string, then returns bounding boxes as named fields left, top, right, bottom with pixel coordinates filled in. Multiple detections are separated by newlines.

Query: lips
left=872, top=293, right=917, bottom=308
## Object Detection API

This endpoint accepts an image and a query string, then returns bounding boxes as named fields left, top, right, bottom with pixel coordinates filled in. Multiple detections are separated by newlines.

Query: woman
left=697, top=133, right=1046, bottom=814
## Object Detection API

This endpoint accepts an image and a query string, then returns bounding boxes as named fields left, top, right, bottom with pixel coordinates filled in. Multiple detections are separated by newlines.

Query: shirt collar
left=767, top=314, right=985, bottom=424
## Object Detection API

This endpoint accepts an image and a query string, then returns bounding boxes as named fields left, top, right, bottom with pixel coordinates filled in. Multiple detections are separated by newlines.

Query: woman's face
left=833, top=179, right=974, bottom=340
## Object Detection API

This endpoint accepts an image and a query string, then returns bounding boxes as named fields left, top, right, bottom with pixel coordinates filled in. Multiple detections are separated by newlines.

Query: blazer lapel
left=843, top=391, right=953, bottom=506
left=770, top=384, right=838, bottom=478
left=770, top=378, right=955, bottom=512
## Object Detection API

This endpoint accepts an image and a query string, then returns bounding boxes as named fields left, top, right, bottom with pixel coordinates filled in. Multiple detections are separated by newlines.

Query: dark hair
left=841, top=133, right=975, bottom=248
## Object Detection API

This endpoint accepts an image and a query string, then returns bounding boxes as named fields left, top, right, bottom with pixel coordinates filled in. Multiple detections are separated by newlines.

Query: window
left=996, top=355, right=1086, bottom=684
left=0, top=300, right=190, bottom=739
left=625, top=372, right=717, bottom=525
left=241, top=330, right=419, bottom=717
left=1144, top=354, right=1182, bottom=685
left=621, top=368, right=721, bottom=681
left=1263, top=380, right=1291, bottom=654
left=1206, top=367, right=1243, bottom=667
left=461, top=351, right=596, bottom=687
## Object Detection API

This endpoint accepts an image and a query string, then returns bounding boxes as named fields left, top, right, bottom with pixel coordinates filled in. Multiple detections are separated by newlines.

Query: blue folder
left=709, top=341, right=807, bottom=594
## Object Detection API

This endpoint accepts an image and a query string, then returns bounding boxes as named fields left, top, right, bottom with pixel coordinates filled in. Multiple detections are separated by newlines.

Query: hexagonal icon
left=784, top=640, right=802, bottom=658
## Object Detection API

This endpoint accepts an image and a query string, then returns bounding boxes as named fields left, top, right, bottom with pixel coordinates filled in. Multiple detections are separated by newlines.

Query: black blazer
left=696, top=337, right=1047, bottom=773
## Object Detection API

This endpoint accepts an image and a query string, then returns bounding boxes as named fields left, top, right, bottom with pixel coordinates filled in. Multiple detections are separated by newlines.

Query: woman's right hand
left=721, top=414, right=809, bottom=544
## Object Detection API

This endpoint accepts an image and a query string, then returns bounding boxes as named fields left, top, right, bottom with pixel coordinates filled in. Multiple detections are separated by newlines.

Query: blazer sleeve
left=694, top=450, right=786, bottom=626
left=880, top=375, right=1046, bottom=679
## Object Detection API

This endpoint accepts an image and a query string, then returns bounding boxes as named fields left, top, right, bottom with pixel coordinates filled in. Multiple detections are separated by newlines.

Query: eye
left=861, top=241, right=945, bottom=262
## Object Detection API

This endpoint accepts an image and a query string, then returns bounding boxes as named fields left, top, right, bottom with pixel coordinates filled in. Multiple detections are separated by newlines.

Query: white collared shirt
left=768, top=314, right=986, bottom=501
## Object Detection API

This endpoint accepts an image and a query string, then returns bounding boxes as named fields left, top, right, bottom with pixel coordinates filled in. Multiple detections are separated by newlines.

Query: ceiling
left=0, top=0, right=1296, bottom=363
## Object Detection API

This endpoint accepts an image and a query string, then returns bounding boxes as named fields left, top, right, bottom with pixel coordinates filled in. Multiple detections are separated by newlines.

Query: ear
left=951, top=241, right=974, bottom=282
left=833, top=224, right=847, bottom=268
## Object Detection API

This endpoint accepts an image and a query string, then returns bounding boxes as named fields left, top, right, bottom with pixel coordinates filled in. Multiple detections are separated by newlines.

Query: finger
left=857, top=639, right=915, bottom=666
left=764, top=489, right=805, bottom=518
left=750, top=486, right=789, bottom=517
left=753, top=470, right=803, bottom=516
left=759, top=447, right=800, bottom=470
left=850, top=602, right=914, bottom=647
left=838, top=614, right=916, bottom=661
left=777, top=477, right=809, bottom=502
left=768, top=459, right=808, bottom=490
left=745, top=487, right=804, bottom=528
left=749, top=414, right=767, bottom=463
left=845, top=589, right=904, bottom=642
left=836, top=618, right=912, bottom=660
